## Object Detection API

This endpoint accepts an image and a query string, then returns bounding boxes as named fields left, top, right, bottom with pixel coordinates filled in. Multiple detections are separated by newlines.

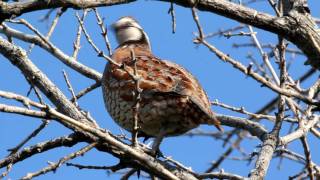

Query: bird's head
left=112, top=16, right=151, bottom=50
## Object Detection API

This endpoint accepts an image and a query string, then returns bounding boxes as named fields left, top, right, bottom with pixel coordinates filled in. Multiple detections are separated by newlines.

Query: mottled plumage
left=102, top=17, right=222, bottom=142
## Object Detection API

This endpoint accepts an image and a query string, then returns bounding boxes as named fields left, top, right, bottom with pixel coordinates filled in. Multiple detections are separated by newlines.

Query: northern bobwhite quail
left=102, top=16, right=222, bottom=151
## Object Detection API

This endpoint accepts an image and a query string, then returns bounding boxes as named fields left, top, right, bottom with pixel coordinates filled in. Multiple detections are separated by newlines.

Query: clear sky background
left=1, top=0, right=320, bottom=179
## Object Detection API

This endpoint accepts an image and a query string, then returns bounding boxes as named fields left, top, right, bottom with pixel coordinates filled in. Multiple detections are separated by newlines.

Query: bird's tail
left=207, top=113, right=223, bottom=132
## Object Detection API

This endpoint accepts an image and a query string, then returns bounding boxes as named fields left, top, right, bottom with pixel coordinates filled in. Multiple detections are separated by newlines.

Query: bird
left=102, top=16, right=222, bottom=152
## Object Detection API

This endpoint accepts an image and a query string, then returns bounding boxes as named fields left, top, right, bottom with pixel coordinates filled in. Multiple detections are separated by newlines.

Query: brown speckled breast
left=102, top=44, right=221, bottom=137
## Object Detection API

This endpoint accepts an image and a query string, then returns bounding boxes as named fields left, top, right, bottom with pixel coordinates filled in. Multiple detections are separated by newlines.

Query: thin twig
left=72, top=9, right=88, bottom=59
left=280, top=116, right=320, bottom=145
left=0, top=134, right=82, bottom=168
left=0, top=120, right=50, bottom=178
left=62, top=70, right=78, bottom=107
left=197, top=172, right=245, bottom=180
left=233, top=43, right=303, bottom=55
left=67, top=163, right=148, bottom=179
left=168, top=2, right=176, bottom=34
left=163, top=156, right=195, bottom=175
left=0, top=90, right=45, bottom=109
left=0, top=22, right=102, bottom=81
left=191, top=7, right=204, bottom=41
left=93, top=8, right=112, bottom=56
left=20, top=142, right=97, bottom=180
left=185, top=129, right=225, bottom=139
left=70, top=81, right=101, bottom=102
left=8, top=120, right=50, bottom=155
left=38, top=9, right=55, bottom=23
left=121, top=168, right=137, bottom=180
left=205, top=137, right=243, bottom=172
left=223, top=31, right=255, bottom=38
left=0, top=163, right=12, bottom=178
left=66, top=163, right=120, bottom=170
left=203, top=25, right=245, bottom=39
left=28, top=7, right=66, bottom=54
left=75, top=12, right=120, bottom=66
left=130, top=49, right=141, bottom=147
left=211, top=100, right=297, bottom=123
left=246, top=53, right=271, bottom=80
left=267, top=0, right=280, bottom=16
left=300, top=136, right=314, bottom=180
left=248, top=25, right=280, bottom=85
left=8, top=19, right=54, bottom=50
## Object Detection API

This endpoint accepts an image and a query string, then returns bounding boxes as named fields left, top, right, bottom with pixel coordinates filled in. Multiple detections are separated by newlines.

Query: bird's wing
left=106, top=52, right=222, bottom=130
left=135, top=55, right=213, bottom=117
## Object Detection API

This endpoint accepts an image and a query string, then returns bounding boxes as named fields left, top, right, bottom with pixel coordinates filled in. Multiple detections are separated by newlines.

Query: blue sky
left=1, top=0, right=319, bottom=179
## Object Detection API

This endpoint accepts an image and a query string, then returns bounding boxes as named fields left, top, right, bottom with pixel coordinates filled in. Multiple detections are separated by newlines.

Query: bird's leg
left=151, top=130, right=166, bottom=157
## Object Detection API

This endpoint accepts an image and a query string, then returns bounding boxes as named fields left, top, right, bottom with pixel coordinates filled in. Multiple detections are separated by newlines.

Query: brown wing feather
left=160, top=60, right=222, bottom=131
left=109, top=44, right=222, bottom=131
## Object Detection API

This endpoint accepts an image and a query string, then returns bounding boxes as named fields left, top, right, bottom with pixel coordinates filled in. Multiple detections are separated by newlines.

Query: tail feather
left=208, top=114, right=223, bottom=132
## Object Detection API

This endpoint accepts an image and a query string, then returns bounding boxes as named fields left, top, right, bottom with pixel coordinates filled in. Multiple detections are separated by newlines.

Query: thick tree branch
left=0, top=0, right=135, bottom=23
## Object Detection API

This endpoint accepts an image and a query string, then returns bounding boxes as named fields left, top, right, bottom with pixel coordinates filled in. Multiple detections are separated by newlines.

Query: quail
left=102, top=16, right=222, bottom=151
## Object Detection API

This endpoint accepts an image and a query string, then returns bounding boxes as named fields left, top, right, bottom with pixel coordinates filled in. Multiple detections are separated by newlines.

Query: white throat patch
left=116, top=26, right=143, bottom=45
left=113, top=16, right=151, bottom=50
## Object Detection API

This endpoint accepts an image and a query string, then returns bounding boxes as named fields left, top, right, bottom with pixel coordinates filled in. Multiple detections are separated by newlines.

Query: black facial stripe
left=114, top=24, right=141, bottom=31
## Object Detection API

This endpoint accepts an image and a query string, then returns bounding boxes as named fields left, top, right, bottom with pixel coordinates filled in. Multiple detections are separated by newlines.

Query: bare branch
left=0, top=90, right=45, bottom=109
left=0, top=134, right=83, bottom=168
left=21, top=143, right=97, bottom=180
left=212, top=100, right=297, bottom=123
left=28, top=7, right=66, bottom=54
left=300, top=136, right=314, bottom=180
left=201, top=39, right=317, bottom=105
left=93, top=8, right=112, bottom=56
left=62, top=70, right=79, bottom=107
left=72, top=9, right=87, bottom=59
left=217, top=114, right=267, bottom=140
left=130, top=49, right=141, bottom=147
left=247, top=25, right=280, bottom=85
left=70, top=81, right=101, bottom=102
left=0, top=24, right=102, bottom=81
left=0, top=0, right=135, bottom=23
left=280, top=116, right=320, bottom=145
left=8, top=120, right=50, bottom=155
left=168, top=2, right=176, bottom=34
left=197, top=172, right=245, bottom=180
